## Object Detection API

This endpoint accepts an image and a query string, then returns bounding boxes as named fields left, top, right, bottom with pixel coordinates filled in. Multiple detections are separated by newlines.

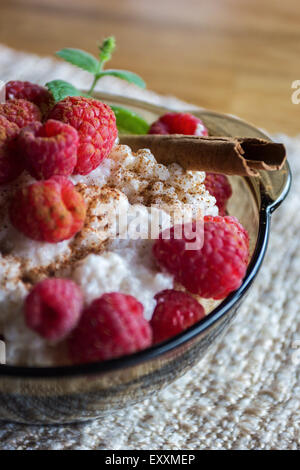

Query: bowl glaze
left=0, top=94, right=291, bottom=424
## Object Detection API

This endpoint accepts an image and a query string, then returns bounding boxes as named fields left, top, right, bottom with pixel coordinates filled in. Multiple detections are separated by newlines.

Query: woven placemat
left=0, top=45, right=299, bottom=450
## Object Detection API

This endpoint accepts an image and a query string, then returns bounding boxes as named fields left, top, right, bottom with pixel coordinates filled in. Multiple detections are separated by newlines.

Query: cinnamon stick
left=119, top=134, right=286, bottom=176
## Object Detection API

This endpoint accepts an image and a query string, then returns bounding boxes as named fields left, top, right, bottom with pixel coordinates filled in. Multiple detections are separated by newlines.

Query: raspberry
left=68, top=292, right=152, bottom=363
left=49, top=96, right=117, bottom=175
left=9, top=175, right=86, bottom=243
left=0, top=98, right=41, bottom=129
left=0, top=116, right=23, bottom=184
left=150, top=290, right=205, bottom=344
left=6, top=81, right=54, bottom=119
left=17, top=119, right=79, bottom=180
left=204, top=173, right=232, bottom=216
left=25, top=278, right=83, bottom=341
left=204, top=215, right=249, bottom=264
left=153, top=216, right=249, bottom=299
left=148, top=112, right=208, bottom=136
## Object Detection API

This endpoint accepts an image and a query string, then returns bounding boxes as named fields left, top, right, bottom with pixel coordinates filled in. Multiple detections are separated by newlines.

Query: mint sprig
left=46, top=80, right=86, bottom=102
left=98, top=37, right=116, bottom=67
left=56, top=49, right=99, bottom=75
left=55, top=37, right=145, bottom=95
left=46, top=38, right=149, bottom=135
left=110, top=106, right=149, bottom=134
left=97, top=70, right=145, bottom=89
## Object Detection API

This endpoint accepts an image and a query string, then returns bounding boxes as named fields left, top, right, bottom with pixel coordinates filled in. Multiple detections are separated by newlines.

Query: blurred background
left=0, top=0, right=299, bottom=134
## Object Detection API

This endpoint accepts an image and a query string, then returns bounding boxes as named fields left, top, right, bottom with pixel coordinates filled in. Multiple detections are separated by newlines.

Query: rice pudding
left=0, top=144, right=217, bottom=365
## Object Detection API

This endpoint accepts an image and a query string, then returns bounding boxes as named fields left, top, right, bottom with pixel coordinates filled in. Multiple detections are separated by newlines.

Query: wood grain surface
left=0, top=0, right=299, bottom=134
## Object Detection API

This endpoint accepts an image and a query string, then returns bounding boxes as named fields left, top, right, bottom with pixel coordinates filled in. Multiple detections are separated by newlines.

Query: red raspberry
left=204, top=173, right=232, bottom=216
left=153, top=216, right=249, bottom=299
left=0, top=115, right=23, bottom=184
left=0, top=98, right=41, bottom=129
left=9, top=176, right=86, bottom=243
left=150, top=289, right=205, bottom=344
left=17, top=119, right=79, bottom=180
left=25, top=278, right=83, bottom=341
left=204, top=215, right=249, bottom=264
left=49, top=96, right=117, bottom=175
left=149, top=112, right=208, bottom=136
left=68, top=292, right=152, bottom=363
left=6, top=81, right=54, bottom=119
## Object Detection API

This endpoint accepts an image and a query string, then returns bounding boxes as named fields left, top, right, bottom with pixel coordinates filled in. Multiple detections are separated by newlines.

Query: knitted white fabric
left=0, top=45, right=299, bottom=450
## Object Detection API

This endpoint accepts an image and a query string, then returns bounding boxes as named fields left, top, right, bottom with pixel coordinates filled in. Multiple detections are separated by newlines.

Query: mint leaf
left=111, top=106, right=149, bottom=134
left=97, top=70, right=146, bottom=89
left=56, top=48, right=98, bottom=74
left=98, top=37, right=116, bottom=65
left=46, top=80, right=84, bottom=102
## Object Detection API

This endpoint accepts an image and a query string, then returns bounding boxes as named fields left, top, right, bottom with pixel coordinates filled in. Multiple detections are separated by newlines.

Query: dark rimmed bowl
left=0, top=94, right=291, bottom=424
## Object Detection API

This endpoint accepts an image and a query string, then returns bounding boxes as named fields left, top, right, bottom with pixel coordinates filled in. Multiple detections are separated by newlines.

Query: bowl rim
left=0, top=96, right=291, bottom=378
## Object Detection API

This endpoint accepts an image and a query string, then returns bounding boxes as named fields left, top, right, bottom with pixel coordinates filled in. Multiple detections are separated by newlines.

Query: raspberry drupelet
left=9, top=175, right=86, bottom=243
left=153, top=216, right=249, bottom=299
left=18, top=119, right=79, bottom=180
left=68, top=292, right=152, bottom=363
left=25, top=278, right=84, bottom=341
left=49, top=96, right=118, bottom=175
left=0, top=98, right=41, bottom=129
left=151, top=289, right=205, bottom=344
left=0, top=115, right=23, bottom=184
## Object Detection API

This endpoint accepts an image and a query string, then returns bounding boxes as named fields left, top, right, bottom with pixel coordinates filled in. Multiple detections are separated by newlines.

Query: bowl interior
left=0, top=92, right=291, bottom=375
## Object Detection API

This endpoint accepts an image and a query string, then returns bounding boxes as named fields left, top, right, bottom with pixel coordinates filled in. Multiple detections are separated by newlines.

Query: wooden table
left=0, top=0, right=299, bottom=135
